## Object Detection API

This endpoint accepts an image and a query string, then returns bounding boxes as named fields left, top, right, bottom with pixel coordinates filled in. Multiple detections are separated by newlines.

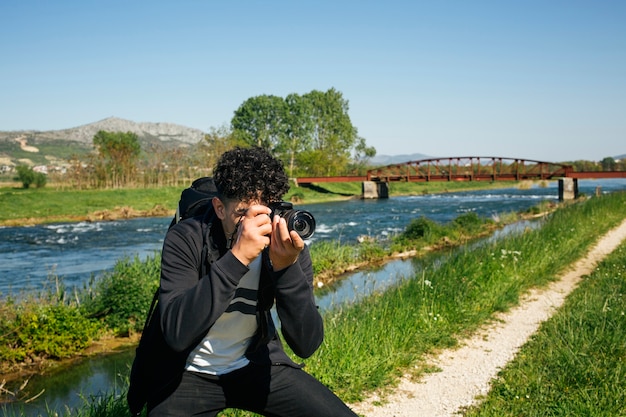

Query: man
left=149, top=147, right=357, bottom=416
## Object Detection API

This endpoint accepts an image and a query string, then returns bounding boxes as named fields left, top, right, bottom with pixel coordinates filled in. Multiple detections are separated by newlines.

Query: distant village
left=0, top=136, right=71, bottom=177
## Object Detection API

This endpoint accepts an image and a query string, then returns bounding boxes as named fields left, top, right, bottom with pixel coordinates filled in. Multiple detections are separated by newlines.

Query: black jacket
left=148, top=212, right=324, bottom=405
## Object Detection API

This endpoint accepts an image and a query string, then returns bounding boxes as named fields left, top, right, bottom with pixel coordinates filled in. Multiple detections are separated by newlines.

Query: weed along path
left=349, top=218, right=626, bottom=417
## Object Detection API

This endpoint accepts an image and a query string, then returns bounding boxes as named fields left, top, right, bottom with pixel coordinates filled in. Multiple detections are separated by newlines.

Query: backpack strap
left=142, top=288, right=160, bottom=332
left=200, top=207, right=216, bottom=277
left=144, top=209, right=214, bottom=336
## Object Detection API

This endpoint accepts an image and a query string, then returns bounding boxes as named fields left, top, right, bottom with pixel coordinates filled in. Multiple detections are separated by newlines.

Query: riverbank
left=0, top=180, right=516, bottom=227
left=0, top=205, right=174, bottom=227
left=0, top=333, right=140, bottom=403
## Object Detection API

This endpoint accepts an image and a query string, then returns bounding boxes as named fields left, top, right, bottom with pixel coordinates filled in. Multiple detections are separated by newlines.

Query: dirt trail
left=350, top=218, right=626, bottom=417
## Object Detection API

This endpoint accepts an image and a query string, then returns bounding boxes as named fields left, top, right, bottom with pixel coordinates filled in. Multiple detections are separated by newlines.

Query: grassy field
left=2, top=190, right=622, bottom=417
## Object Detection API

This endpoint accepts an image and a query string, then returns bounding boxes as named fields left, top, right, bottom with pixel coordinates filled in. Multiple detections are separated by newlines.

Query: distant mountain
left=0, top=117, right=205, bottom=146
left=0, top=117, right=207, bottom=167
left=370, top=153, right=432, bottom=166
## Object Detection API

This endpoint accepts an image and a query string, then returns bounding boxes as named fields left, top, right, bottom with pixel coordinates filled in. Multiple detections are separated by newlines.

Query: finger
left=273, top=216, right=291, bottom=244
left=289, top=230, right=305, bottom=250
left=245, top=204, right=271, bottom=218
left=243, top=216, right=272, bottom=238
left=238, top=206, right=270, bottom=233
left=238, top=217, right=271, bottom=244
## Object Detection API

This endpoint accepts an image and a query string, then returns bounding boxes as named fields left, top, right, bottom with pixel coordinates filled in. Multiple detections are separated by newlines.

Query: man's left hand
left=268, top=214, right=304, bottom=271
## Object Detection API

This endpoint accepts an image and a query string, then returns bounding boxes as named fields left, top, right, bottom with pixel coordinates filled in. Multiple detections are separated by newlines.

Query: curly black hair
left=213, top=147, right=290, bottom=204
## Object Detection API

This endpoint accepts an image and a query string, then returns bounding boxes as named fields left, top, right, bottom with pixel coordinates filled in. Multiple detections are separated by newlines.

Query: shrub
left=14, top=165, right=47, bottom=189
left=0, top=302, right=99, bottom=363
left=82, top=254, right=160, bottom=335
left=453, top=211, right=492, bottom=234
left=399, top=216, right=445, bottom=241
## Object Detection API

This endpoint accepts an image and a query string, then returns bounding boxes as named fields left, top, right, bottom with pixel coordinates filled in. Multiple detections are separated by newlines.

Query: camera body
left=268, top=201, right=316, bottom=239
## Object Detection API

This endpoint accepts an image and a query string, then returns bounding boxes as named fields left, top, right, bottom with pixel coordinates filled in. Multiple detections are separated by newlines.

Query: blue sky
left=1, top=0, right=624, bottom=162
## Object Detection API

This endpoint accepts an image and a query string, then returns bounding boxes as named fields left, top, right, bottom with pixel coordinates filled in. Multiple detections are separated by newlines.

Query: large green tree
left=278, top=93, right=314, bottom=177
left=231, top=95, right=286, bottom=150
left=300, top=88, right=358, bottom=176
left=93, top=130, right=141, bottom=187
left=601, top=157, right=617, bottom=171
left=230, top=88, right=373, bottom=177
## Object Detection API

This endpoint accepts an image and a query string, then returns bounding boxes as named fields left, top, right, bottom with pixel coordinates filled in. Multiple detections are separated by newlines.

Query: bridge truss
left=366, top=157, right=574, bottom=183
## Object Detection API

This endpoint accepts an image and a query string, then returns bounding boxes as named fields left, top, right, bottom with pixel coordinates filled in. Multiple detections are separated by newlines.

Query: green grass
left=463, top=240, right=626, bottom=417
left=0, top=187, right=182, bottom=222
left=300, top=192, right=626, bottom=404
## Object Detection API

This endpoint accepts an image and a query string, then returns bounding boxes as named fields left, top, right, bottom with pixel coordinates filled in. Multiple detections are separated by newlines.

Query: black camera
left=268, top=201, right=316, bottom=239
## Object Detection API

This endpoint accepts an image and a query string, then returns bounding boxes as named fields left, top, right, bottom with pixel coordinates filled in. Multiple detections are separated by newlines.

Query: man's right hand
left=230, top=204, right=272, bottom=266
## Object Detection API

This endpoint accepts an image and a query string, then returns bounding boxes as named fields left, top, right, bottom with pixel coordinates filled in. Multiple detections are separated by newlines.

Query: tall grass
left=463, top=242, right=626, bottom=416
left=0, top=255, right=161, bottom=372
left=81, top=254, right=161, bottom=335
left=303, top=192, right=626, bottom=403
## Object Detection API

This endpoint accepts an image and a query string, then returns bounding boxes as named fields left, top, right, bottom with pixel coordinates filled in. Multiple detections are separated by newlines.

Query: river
left=1, top=179, right=625, bottom=416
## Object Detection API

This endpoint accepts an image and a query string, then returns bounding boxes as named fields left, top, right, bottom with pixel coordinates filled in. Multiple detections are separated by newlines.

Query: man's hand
left=230, top=205, right=272, bottom=266
left=269, top=214, right=305, bottom=271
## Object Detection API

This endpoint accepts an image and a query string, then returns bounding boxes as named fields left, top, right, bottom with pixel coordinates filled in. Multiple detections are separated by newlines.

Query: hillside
left=0, top=117, right=206, bottom=167
left=369, top=153, right=432, bottom=165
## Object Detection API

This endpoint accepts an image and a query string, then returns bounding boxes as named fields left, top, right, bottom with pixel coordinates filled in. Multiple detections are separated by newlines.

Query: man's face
left=213, top=197, right=261, bottom=237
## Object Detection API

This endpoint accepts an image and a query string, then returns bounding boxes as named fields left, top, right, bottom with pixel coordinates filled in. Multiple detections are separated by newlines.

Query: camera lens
left=286, top=210, right=315, bottom=239
left=293, top=219, right=307, bottom=232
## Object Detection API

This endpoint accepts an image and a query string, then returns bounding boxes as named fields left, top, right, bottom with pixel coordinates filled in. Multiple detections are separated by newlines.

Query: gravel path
left=349, top=218, right=626, bottom=417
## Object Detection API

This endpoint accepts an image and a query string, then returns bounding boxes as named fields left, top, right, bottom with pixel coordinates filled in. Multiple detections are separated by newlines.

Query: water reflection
left=317, top=258, right=419, bottom=312
left=316, top=219, right=539, bottom=312
left=1, top=349, right=134, bottom=416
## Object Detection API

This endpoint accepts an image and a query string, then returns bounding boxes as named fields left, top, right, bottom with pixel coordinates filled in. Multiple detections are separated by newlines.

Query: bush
left=399, top=216, right=446, bottom=241
left=82, top=254, right=160, bottom=335
left=14, top=165, right=47, bottom=189
left=34, top=171, right=47, bottom=188
left=0, top=302, right=99, bottom=363
left=453, top=211, right=492, bottom=234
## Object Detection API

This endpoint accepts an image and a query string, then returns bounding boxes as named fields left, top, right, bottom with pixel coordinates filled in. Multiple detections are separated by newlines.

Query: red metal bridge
left=295, top=156, right=626, bottom=184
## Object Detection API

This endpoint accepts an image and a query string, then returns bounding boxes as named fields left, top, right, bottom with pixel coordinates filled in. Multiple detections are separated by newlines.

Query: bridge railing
left=294, top=157, right=624, bottom=185
left=366, top=157, right=574, bottom=182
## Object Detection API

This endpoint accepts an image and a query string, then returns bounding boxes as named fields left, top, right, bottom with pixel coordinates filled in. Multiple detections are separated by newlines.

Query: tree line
left=11, top=87, right=624, bottom=189
left=29, top=88, right=375, bottom=189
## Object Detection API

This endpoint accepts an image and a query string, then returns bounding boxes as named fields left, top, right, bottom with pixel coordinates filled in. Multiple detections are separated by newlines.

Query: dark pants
left=147, top=363, right=358, bottom=417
